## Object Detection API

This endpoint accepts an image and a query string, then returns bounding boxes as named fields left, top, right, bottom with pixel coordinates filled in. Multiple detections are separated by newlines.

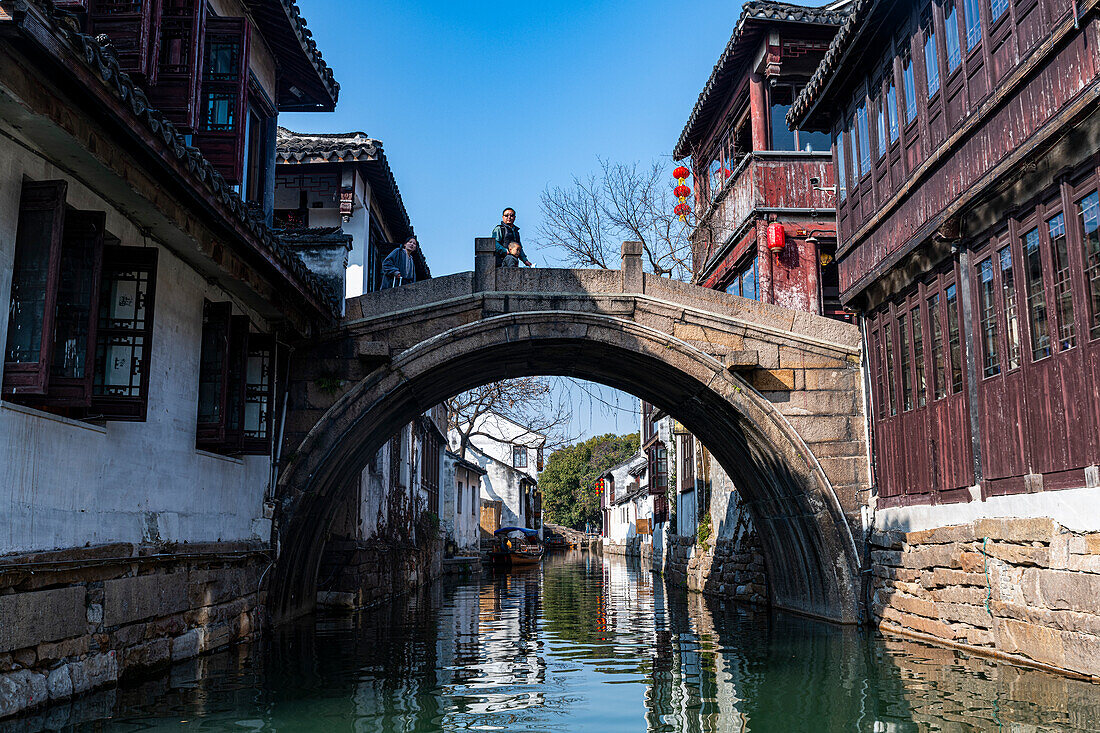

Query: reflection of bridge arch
left=271, top=242, right=868, bottom=624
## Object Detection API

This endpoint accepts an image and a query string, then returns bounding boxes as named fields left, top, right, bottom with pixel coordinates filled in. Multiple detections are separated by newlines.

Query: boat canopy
left=494, top=526, right=540, bottom=537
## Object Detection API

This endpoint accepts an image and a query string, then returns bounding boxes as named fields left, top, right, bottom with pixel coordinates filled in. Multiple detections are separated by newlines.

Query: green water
left=29, top=552, right=1100, bottom=731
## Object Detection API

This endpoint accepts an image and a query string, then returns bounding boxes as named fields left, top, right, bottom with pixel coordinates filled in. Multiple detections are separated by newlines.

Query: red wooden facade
left=58, top=1, right=337, bottom=185
left=673, top=3, right=851, bottom=321
left=792, top=0, right=1100, bottom=507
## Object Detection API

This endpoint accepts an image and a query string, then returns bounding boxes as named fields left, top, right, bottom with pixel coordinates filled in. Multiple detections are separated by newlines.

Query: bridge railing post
left=474, top=237, right=497, bottom=292
left=621, top=240, right=644, bottom=293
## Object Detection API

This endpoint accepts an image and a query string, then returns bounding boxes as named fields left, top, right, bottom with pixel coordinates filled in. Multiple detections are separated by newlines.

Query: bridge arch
left=271, top=298, right=865, bottom=624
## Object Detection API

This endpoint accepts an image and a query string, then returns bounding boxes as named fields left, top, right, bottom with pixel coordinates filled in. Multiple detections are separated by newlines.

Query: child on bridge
left=492, top=208, right=533, bottom=268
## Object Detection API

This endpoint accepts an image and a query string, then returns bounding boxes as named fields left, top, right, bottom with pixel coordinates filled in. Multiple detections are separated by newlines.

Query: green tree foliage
left=540, top=432, right=639, bottom=530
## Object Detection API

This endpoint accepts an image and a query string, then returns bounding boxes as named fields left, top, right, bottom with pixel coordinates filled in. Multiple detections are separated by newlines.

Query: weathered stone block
left=170, top=630, right=201, bottom=661
left=46, top=666, right=72, bottom=701
left=879, top=605, right=958, bottom=640
left=1023, top=569, right=1100, bottom=613
left=985, top=543, right=1049, bottom=567
left=890, top=593, right=938, bottom=619
left=994, top=617, right=1100, bottom=677
left=0, top=587, right=86, bottom=653
left=121, top=639, right=170, bottom=675
left=921, top=568, right=985, bottom=588
left=104, top=573, right=189, bottom=627
left=67, top=652, right=117, bottom=696
left=36, top=635, right=90, bottom=664
left=931, top=585, right=988, bottom=607
left=974, top=517, right=1057, bottom=544
left=956, top=551, right=986, bottom=573
left=905, top=524, right=977, bottom=545
left=0, top=669, right=48, bottom=718
left=937, top=602, right=992, bottom=628
left=901, top=544, right=957, bottom=570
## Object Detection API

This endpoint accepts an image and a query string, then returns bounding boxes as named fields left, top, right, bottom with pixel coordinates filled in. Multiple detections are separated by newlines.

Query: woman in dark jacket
left=381, top=237, right=419, bottom=288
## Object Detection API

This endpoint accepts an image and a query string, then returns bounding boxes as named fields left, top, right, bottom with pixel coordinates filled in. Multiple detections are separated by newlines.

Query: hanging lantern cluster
left=673, top=165, right=692, bottom=221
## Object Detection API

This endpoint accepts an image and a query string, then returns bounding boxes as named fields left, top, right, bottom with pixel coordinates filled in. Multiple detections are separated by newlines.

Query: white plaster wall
left=0, top=139, right=273, bottom=554
left=876, top=483, right=1100, bottom=534
left=442, top=454, right=480, bottom=553
left=459, top=412, right=544, bottom=480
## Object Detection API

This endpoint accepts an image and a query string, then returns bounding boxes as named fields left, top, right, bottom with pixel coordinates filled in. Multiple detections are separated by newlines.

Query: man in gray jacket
left=381, top=237, right=419, bottom=288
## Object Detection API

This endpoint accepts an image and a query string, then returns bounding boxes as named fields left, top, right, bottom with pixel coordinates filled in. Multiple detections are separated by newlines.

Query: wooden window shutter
left=87, top=0, right=157, bottom=79
left=45, top=209, right=106, bottom=406
left=147, top=0, right=206, bottom=131
left=194, top=16, right=250, bottom=183
left=222, top=315, right=250, bottom=450
left=197, top=300, right=232, bottom=446
left=3, top=180, right=68, bottom=397
left=92, top=246, right=158, bottom=421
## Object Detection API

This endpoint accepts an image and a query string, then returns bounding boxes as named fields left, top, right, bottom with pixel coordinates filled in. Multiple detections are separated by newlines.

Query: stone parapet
left=0, top=542, right=268, bottom=720
left=869, top=516, right=1100, bottom=678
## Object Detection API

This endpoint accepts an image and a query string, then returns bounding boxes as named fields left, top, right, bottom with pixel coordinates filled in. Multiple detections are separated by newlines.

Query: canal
left=23, top=552, right=1100, bottom=732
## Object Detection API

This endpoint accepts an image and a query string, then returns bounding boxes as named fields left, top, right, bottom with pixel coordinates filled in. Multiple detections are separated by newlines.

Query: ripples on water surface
left=16, top=552, right=1099, bottom=732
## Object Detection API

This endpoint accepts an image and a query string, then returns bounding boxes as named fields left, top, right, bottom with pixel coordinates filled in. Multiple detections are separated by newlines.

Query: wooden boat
left=489, top=527, right=543, bottom=566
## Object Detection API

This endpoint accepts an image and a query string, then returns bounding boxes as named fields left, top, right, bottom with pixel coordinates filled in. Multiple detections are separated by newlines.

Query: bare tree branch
left=537, top=158, right=693, bottom=282
left=446, top=378, right=575, bottom=461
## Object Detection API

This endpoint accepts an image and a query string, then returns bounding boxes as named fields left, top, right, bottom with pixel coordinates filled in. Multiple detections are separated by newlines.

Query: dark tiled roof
left=673, top=1, right=850, bottom=160
left=262, top=0, right=338, bottom=107
left=276, top=128, right=380, bottom=161
left=276, top=127, right=414, bottom=243
left=787, top=0, right=877, bottom=130
left=278, top=226, right=352, bottom=247
left=20, top=1, right=339, bottom=316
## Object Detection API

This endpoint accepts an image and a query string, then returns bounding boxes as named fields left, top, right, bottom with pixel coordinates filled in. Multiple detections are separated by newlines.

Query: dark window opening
left=1022, top=227, right=1051, bottom=361
left=723, top=254, right=758, bottom=301
left=1078, top=192, right=1100, bottom=339
left=196, top=301, right=273, bottom=454
left=512, top=445, right=528, bottom=468
left=977, top=257, right=1001, bottom=377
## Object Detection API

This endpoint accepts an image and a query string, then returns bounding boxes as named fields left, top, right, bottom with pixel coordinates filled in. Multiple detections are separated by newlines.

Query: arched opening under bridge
left=269, top=295, right=866, bottom=625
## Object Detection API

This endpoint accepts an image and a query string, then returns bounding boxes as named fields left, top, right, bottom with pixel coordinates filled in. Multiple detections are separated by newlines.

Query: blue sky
left=280, top=0, right=774, bottom=275
left=281, top=0, right=823, bottom=440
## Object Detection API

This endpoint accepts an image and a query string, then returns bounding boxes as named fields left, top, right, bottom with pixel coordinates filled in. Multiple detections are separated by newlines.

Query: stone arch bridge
left=273, top=240, right=869, bottom=624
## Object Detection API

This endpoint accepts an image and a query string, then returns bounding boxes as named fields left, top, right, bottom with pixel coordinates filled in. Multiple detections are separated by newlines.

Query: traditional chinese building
left=790, top=0, right=1100, bottom=675
left=673, top=1, right=851, bottom=319
left=0, top=0, right=446, bottom=717
left=275, top=128, right=423, bottom=299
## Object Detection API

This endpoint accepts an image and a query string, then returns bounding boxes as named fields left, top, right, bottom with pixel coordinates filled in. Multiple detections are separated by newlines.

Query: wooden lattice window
left=196, top=302, right=273, bottom=453
left=4, top=181, right=158, bottom=419
left=147, top=0, right=206, bottom=131
left=194, top=16, right=250, bottom=183
left=421, top=430, right=441, bottom=514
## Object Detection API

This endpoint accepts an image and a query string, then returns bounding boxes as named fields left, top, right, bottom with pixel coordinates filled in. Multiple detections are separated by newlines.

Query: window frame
left=3, top=180, right=68, bottom=397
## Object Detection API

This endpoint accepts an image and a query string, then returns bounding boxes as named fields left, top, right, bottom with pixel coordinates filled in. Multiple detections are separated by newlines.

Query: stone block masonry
left=0, top=542, right=268, bottom=720
left=869, top=517, right=1100, bottom=678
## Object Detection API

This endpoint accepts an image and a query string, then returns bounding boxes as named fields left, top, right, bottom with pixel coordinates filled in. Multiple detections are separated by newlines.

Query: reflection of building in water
left=458, top=572, right=547, bottom=716
left=644, top=577, right=748, bottom=733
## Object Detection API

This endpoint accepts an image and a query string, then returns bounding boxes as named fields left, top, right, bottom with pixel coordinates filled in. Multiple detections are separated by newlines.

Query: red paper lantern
left=723, top=168, right=733, bottom=179
left=674, top=202, right=691, bottom=217
left=767, top=222, right=786, bottom=253
left=673, top=166, right=691, bottom=180
left=673, top=184, right=691, bottom=198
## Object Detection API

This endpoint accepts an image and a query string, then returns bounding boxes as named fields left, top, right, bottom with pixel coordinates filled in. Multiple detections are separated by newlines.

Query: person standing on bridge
left=492, top=208, right=533, bottom=268
left=381, top=236, right=419, bottom=288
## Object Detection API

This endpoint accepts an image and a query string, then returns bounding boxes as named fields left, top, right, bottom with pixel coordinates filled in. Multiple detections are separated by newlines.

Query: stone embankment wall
left=870, top=517, right=1100, bottom=678
left=0, top=542, right=266, bottom=720
left=617, top=530, right=768, bottom=607
left=316, top=535, right=442, bottom=610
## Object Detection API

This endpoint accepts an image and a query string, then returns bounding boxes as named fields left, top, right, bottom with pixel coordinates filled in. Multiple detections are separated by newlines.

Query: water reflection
left=7, top=551, right=1092, bottom=732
